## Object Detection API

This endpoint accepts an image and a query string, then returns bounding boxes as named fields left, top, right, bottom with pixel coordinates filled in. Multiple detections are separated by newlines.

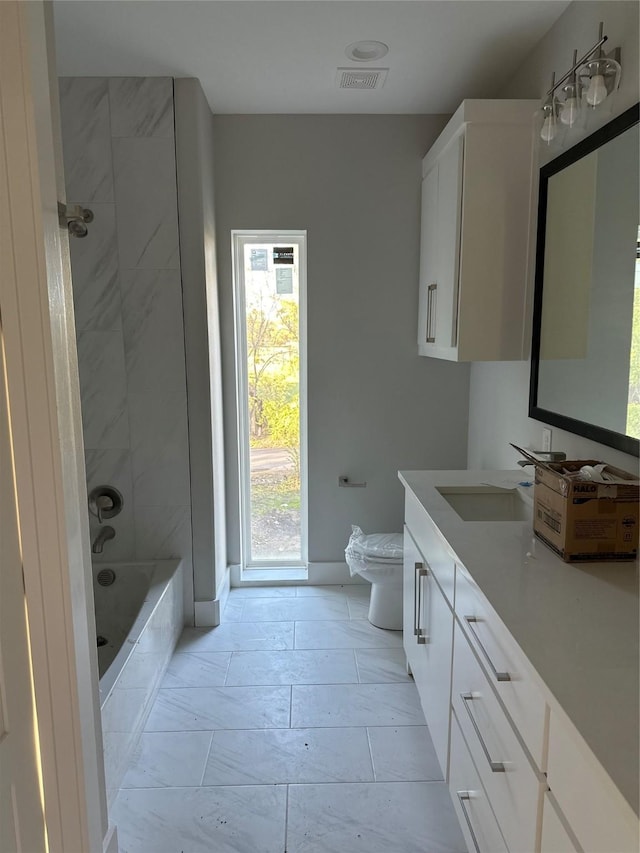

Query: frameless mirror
left=530, top=104, right=640, bottom=457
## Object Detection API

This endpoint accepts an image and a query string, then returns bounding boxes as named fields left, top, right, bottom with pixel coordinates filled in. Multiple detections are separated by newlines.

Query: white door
left=0, top=3, right=106, bottom=850
left=0, top=325, right=47, bottom=853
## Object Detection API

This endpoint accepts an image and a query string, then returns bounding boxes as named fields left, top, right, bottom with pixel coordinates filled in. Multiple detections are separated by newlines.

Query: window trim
left=231, top=230, right=308, bottom=569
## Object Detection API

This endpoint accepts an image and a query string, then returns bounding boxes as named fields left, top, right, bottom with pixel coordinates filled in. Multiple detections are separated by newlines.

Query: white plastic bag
left=344, top=525, right=404, bottom=576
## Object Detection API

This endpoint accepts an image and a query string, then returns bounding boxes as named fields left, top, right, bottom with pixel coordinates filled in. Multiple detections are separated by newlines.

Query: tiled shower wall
left=59, top=77, right=193, bottom=622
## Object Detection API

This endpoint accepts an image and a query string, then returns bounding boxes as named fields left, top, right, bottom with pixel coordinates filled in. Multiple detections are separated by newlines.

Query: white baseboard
left=308, top=561, right=366, bottom=585
left=229, top=561, right=366, bottom=588
left=194, top=565, right=232, bottom=627
left=194, top=598, right=220, bottom=627
left=103, top=825, right=118, bottom=853
left=215, top=565, right=231, bottom=614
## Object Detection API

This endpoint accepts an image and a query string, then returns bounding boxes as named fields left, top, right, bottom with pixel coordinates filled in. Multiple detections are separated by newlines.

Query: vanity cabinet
left=449, top=710, right=509, bottom=853
left=544, top=708, right=640, bottom=853
left=399, top=470, right=639, bottom=853
left=402, top=524, right=454, bottom=777
left=417, top=100, right=538, bottom=361
left=540, top=793, right=579, bottom=853
left=451, top=620, right=542, bottom=853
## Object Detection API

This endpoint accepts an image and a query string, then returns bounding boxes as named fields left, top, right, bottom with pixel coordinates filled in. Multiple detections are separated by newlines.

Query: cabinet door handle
left=413, top=562, right=422, bottom=636
left=464, top=616, right=511, bottom=682
left=416, top=563, right=429, bottom=644
left=426, top=283, right=437, bottom=343
left=456, top=792, right=481, bottom=853
left=460, top=693, right=506, bottom=773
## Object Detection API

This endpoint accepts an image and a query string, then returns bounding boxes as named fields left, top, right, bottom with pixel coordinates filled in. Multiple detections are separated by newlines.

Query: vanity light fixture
left=560, top=50, right=581, bottom=127
left=540, top=74, right=559, bottom=144
left=577, top=23, right=621, bottom=108
left=539, top=21, right=621, bottom=143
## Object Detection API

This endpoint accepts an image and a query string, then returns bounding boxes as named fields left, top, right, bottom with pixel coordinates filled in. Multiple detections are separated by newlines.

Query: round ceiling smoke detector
left=345, top=41, right=389, bottom=63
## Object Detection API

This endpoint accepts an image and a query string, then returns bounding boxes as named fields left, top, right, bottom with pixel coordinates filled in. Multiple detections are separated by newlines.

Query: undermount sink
left=436, top=485, right=532, bottom=522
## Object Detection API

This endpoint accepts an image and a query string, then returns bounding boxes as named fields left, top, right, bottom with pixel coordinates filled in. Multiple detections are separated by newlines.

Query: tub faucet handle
left=95, top=494, right=112, bottom=524
left=89, top=485, right=123, bottom=524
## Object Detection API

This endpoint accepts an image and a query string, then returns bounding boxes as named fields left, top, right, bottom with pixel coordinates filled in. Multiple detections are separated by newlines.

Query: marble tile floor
left=113, top=584, right=467, bottom=853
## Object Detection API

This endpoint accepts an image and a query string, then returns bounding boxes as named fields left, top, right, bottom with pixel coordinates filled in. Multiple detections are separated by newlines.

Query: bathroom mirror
left=530, top=103, right=640, bottom=457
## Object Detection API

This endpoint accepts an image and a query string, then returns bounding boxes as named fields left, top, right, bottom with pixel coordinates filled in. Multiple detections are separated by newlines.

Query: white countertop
left=399, top=469, right=639, bottom=815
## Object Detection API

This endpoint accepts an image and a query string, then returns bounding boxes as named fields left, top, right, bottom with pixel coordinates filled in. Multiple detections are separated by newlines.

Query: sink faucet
left=516, top=450, right=566, bottom=467
left=92, top=525, right=115, bottom=554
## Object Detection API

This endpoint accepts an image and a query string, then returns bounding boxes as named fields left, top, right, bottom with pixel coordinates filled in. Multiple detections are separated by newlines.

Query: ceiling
left=53, top=1, right=570, bottom=114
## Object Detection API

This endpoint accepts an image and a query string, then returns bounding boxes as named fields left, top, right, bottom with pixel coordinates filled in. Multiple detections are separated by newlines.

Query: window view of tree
left=243, top=245, right=302, bottom=562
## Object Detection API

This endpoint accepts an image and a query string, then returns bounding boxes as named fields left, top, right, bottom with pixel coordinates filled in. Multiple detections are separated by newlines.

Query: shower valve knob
left=89, top=485, right=123, bottom=524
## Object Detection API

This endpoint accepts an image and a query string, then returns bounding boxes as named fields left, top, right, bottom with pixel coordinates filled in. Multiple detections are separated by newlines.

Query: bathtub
left=94, top=560, right=183, bottom=807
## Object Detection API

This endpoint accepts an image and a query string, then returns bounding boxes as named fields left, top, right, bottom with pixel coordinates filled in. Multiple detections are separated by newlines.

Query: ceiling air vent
left=336, top=68, right=388, bottom=90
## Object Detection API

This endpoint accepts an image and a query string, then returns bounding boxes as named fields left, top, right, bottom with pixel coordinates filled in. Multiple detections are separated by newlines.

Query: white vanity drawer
left=405, top=491, right=455, bottom=603
left=450, top=710, right=508, bottom=853
left=547, top=709, right=640, bottom=853
left=540, top=792, right=579, bottom=853
left=452, top=621, right=542, bottom=853
left=455, top=563, right=547, bottom=767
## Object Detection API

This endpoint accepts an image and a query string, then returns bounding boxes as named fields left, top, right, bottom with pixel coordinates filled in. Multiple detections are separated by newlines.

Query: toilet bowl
left=345, top=527, right=403, bottom=630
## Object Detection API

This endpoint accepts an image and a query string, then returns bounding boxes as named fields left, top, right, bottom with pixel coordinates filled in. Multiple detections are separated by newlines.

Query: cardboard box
left=532, top=458, right=639, bottom=562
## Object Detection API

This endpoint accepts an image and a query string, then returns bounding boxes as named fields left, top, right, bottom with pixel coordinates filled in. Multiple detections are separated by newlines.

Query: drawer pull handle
left=461, top=693, right=506, bottom=773
left=426, top=283, right=437, bottom=343
left=456, top=792, right=481, bottom=853
left=464, top=616, right=511, bottom=682
left=413, top=562, right=422, bottom=636
left=416, top=563, right=429, bottom=644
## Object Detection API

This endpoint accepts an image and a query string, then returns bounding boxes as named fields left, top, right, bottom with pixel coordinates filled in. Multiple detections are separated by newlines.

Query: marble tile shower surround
left=59, top=77, right=193, bottom=619
left=113, top=585, right=467, bottom=853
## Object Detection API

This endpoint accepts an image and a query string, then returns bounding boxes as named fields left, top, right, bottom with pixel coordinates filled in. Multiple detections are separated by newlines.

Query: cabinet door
left=403, top=526, right=454, bottom=778
left=403, top=526, right=428, bottom=686
left=434, top=133, right=464, bottom=348
left=422, top=562, right=455, bottom=778
left=417, top=164, right=439, bottom=350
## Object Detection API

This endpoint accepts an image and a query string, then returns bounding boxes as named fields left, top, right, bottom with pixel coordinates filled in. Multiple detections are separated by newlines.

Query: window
left=232, top=232, right=307, bottom=569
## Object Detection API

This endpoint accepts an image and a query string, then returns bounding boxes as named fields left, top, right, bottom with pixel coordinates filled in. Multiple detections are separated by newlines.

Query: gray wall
left=59, top=77, right=194, bottom=621
left=174, top=78, right=227, bottom=605
left=468, top=1, right=640, bottom=473
left=213, top=115, right=471, bottom=566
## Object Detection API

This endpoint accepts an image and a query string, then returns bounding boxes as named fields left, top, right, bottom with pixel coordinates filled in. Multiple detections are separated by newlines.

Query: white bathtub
left=94, top=560, right=183, bottom=807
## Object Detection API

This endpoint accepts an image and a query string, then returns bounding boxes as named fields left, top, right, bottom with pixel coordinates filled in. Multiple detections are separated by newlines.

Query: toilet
left=345, top=526, right=404, bottom=630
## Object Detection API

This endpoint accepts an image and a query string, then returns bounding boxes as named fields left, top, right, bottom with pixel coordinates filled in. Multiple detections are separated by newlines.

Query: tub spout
left=92, top=525, right=115, bottom=554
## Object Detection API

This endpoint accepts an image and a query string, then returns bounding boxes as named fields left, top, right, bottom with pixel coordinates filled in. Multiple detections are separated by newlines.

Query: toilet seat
left=346, top=529, right=403, bottom=561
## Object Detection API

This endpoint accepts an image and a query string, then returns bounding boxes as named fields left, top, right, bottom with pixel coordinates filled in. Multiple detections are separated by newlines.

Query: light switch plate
left=542, top=428, right=552, bottom=453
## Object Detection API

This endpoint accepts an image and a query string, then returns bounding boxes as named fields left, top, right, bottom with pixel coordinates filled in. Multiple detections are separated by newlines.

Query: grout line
left=284, top=784, right=290, bottom=852
left=288, top=685, right=293, bottom=729
left=199, top=731, right=215, bottom=786
left=156, top=679, right=407, bottom=689
left=365, top=726, right=377, bottom=782
left=142, top=723, right=427, bottom=736
left=120, top=779, right=443, bottom=792
left=223, top=651, right=233, bottom=686
left=353, top=648, right=361, bottom=684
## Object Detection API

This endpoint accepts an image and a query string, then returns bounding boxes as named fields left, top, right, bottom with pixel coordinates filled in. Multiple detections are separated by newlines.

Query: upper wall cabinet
left=418, top=100, right=539, bottom=361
